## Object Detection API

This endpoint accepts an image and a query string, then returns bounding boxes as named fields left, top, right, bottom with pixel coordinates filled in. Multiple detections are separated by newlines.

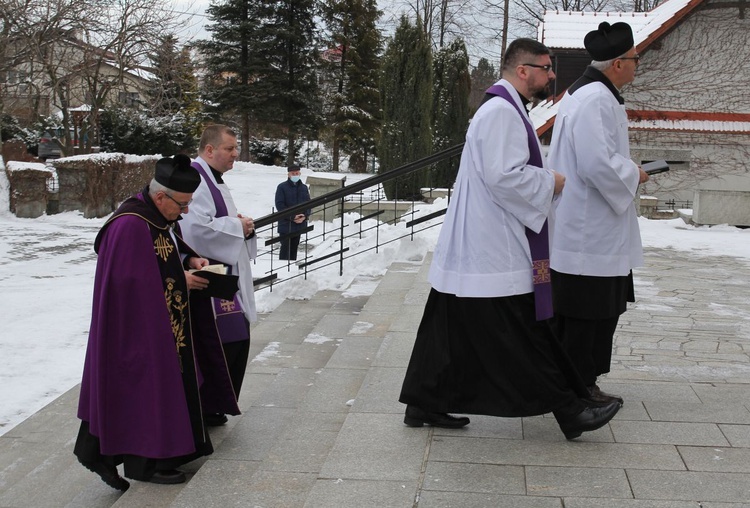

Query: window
left=118, top=91, right=140, bottom=107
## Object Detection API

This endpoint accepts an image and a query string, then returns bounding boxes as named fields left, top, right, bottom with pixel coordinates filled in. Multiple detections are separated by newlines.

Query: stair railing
left=251, top=143, right=464, bottom=291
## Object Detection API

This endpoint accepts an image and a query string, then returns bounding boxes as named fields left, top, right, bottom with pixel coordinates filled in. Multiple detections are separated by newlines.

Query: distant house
left=532, top=0, right=750, bottom=206
left=1, top=31, right=150, bottom=150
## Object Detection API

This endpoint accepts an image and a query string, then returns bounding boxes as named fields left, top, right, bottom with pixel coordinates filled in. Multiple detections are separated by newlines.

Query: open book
left=189, top=264, right=239, bottom=300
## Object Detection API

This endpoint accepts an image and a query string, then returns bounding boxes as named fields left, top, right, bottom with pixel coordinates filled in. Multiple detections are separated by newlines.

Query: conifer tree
left=149, top=35, right=199, bottom=115
left=320, top=0, right=383, bottom=173
left=147, top=35, right=203, bottom=152
left=432, top=38, right=470, bottom=189
left=262, top=0, right=322, bottom=166
left=196, top=0, right=264, bottom=161
left=378, top=16, right=432, bottom=200
left=469, top=57, right=499, bottom=115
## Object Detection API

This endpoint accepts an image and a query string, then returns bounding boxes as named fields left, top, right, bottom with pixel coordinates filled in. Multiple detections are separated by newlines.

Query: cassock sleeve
left=571, top=94, right=640, bottom=215
left=181, top=179, right=246, bottom=266
left=472, top=98, right=555, bottom=233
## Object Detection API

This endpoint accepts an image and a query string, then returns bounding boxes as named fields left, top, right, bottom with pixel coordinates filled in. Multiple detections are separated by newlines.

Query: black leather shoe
left=557, top=401, right=621, bottom=440
left=588, top=384, right=624, bottom=406
left=204, top=413, right=228, bottom=427
left=147, top=469, right=186, bottom=485
left=404, top=405, right=470, bottom=429
left=78, top=458, right=130, bottom=491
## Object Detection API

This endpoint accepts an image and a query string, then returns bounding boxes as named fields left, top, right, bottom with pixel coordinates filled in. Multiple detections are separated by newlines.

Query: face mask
left=290, top=175, right=300, bottom=183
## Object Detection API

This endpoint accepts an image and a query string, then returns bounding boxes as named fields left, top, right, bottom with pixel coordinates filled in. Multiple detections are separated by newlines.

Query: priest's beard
left=533, top=83, right=552, bottom=101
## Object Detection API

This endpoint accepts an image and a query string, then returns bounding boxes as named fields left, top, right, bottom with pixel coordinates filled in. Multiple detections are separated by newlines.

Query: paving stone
left=643, top=401, right=750, bottom=424
left=416, top=491, right=564, bottom=507
left=372, top=331, right=417, bottom=368
left=428, top=437, right=685, bottom=470
left=564, top=499, right=704, bottom=507
left=324, top=336, right=383, bottom=370
left=318, top=413, right=427, bottom=481
left=718, top=424, right=750, bottom=447
left=303, top=479, right=417, bottom=508
left=421, top=461, right=525, bottom=495
left=348, top=366, right=405, bottom=414
left=174, top=466, right=315, bottom=508
left=628, top=470, right=750, bottom=503
left=677, top=446, right=750, bottom=473
left=297, top=368, right=367, bottom=413
left=611, top=421, right=728, bottom=446
left=526, top=466, right=631, bottom=498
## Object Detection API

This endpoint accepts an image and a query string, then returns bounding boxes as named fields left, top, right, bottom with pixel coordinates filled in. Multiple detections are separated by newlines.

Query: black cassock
left=399, top=289, right=590, bottom=417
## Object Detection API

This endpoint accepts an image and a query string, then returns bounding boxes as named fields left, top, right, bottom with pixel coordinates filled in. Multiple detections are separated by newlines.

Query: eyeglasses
left=164, top=193, right=192, bottom=211
left=619, top=54, right=640, bottom=63
left=522, top=63, right=553, bottom=72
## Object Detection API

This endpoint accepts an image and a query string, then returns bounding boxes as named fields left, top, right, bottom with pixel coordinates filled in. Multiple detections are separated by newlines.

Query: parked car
left=37, top=131, right=64, bottom=161
left=37, top=127, right=87, bottom=160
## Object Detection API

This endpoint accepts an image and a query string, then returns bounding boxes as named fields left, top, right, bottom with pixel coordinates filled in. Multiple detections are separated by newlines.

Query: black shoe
left=404, top=405, right=470, bottom=429
left=557, top=401, right=621, bottom=440
left=78, top=458, right=130, bottom=491
left=588, top=384, right=624, bottom=406
left=147, top=469, right=186, bottom=485
left=204, top=413, right=228, bottom=427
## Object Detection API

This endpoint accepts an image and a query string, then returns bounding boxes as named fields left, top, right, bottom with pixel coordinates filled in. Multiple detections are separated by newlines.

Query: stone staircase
left=6, top=246, right=750, bottom=507
left=0, top=258, right=429, bottom=508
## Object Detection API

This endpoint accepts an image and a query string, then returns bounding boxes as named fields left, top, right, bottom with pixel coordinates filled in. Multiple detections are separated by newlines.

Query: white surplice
left=180, top=156, right=257, bottom=322
left=429, top=79, right=556, bottom=298
left=548, top=80, right=644, bottom=277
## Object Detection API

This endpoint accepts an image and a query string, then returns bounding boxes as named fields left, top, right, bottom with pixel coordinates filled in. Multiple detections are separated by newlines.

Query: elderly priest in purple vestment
left=399, top=38, right=621, bottom=440
left=74, top=155, right=239, bottom=490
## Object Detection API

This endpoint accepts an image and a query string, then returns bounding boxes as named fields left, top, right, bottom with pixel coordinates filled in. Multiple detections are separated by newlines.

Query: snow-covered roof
left=538, top=0, right=700, bottom=50
left=630, top=119, right=750, bottom=133
left=530, top=98, right=560, bottom=132
left=530, top=0, right=746, bottom=136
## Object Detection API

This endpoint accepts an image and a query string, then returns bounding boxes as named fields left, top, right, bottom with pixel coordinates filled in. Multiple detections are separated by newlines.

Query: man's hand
left=238, top=213, right=254, bottom=237
left=187, top=256, right=209, bottom=270
left=553, top=171, right=566, bottom=195
left=185, top=257, right=210, bottom=291
left=637, top=167, right=650, bottom=184
left=293, top=214, right=306, bottom=224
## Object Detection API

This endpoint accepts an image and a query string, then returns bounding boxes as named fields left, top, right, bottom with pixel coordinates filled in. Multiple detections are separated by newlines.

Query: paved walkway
left=2, top=246, right=750, bottom=507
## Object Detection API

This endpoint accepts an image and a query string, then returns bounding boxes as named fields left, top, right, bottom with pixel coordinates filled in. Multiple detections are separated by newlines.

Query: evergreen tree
left=320, top=0, right=383, bottom=173
left=262, top=0, right=322, bottom=166
left=378, top=16, right=432, bottom=200
left=196, top=0, right=264, bottom=161
left=146, top=35, right=203, bottom=153
left=199, top=0, right=322, bottom=165
left=432, top=38, right=470, bottom=189
left=149, top=36, right=200, bottom=115
left=469, top=57, right=499, bottom=115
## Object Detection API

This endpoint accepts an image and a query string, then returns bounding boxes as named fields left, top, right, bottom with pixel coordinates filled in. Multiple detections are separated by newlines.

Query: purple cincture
left=485, top=85, right=553, bottom=321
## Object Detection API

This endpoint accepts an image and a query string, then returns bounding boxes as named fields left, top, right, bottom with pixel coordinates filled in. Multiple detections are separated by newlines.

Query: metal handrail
left=253, top=143, right=464, bottom=229
left=252, top=142, right=464, bottom=291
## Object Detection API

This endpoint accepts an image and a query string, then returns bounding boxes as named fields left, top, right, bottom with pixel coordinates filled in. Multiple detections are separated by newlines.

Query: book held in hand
left=642, top=159, right=669, bottom=176
left=190, top=264, right=239, bottom=300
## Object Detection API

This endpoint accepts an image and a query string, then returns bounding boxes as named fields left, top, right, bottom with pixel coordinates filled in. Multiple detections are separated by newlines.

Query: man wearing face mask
left=275, top=163, right=311, bottom=261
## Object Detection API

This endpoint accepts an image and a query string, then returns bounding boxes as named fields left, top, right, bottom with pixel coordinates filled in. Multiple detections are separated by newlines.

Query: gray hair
left=590, top=50, right=630, bottom=71
left=148, top=178, right=171, bottom=197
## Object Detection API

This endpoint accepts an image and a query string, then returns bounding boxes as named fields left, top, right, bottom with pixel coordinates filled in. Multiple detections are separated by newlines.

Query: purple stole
left=485, top=85, right=553, bottom=321
left=191, top=161, right=249, bottom=343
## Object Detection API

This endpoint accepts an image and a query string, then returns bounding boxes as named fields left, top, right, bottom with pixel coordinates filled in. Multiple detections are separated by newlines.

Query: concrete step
left=0, top=277, right=385, bottom=507
left=112, top=261, right=426, bottom=507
